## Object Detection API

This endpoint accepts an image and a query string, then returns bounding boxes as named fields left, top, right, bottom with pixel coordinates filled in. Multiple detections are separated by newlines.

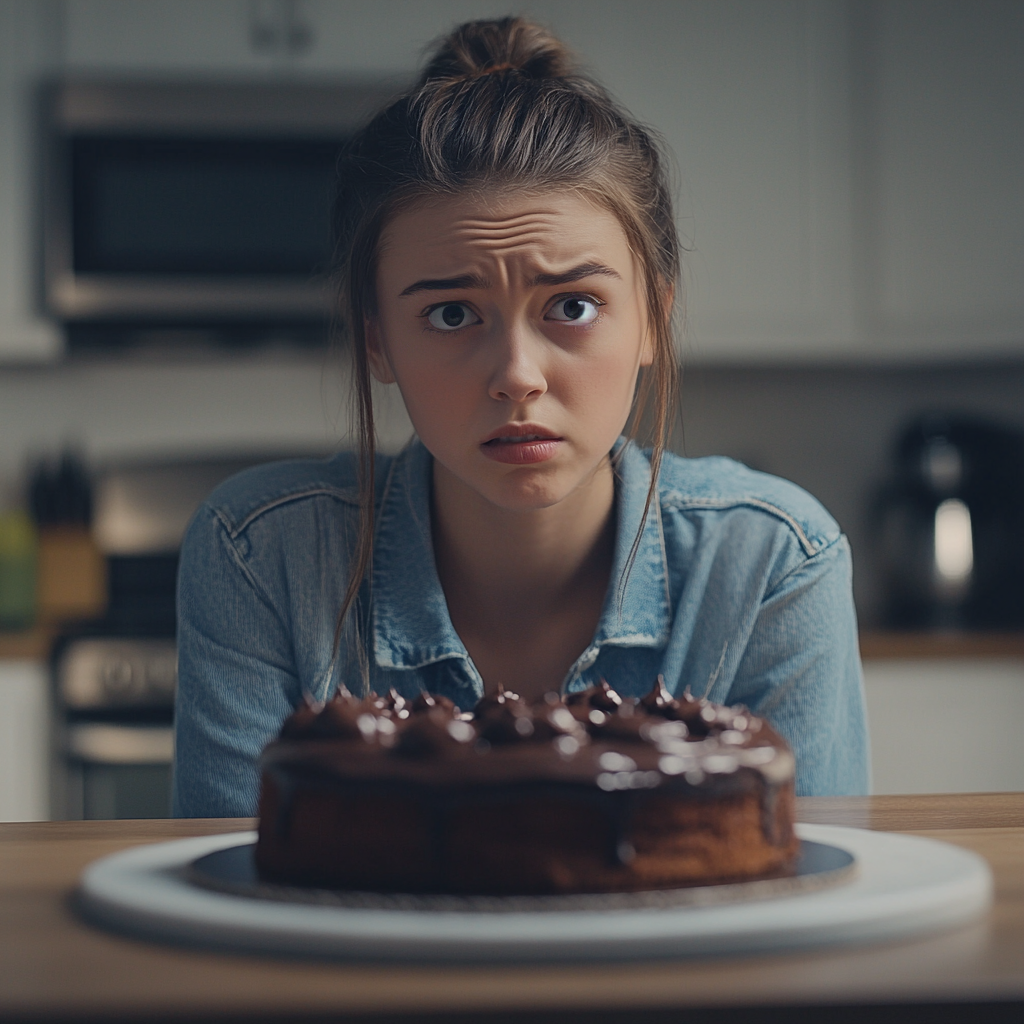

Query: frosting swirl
left=273, top=677, right=781, bottom=788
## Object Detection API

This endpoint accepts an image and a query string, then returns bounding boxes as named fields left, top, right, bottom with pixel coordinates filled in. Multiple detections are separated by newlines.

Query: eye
left=545, top=296, right=602, bottom=324
left=424, top=302, right=481, bottom=332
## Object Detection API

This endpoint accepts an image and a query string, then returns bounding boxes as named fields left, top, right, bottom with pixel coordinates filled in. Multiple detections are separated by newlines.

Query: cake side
left=255, top=680, right=799, bottom=894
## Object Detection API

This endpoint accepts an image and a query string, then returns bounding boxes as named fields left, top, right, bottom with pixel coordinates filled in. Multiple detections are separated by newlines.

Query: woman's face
left=368, top=190, right=654, bottom=513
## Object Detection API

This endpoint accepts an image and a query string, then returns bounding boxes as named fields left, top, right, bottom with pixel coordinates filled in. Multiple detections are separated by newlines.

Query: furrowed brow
left=399, top=274, right=489, bottom=297
left=531, top=263, right=621, bottom=287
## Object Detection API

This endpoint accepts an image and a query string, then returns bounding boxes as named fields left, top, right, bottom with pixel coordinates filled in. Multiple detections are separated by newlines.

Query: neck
left=431, top=458, right=616, bottom=627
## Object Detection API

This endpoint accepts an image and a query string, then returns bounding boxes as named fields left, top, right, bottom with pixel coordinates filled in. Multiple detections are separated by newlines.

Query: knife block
left=36, top=526, right=107, bottom=624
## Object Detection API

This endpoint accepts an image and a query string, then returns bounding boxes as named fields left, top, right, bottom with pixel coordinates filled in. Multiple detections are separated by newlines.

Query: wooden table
left=1, top=795, right=1022, bottom=1023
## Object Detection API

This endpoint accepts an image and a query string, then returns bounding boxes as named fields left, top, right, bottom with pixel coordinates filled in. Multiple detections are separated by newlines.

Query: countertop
left=857, top=631, right=1024, bottom=659
left=0, top=794, right=1022, bottom=1022
left=0, top=626, right=53, bottom=661
left=5, top=629, right=1024, bottom=663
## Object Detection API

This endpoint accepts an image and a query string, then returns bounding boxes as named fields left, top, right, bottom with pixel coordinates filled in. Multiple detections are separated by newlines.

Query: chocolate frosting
left=268, top=678, right=790, bottom=792
left=364, top=688, right=410, bottom=719
left=396, top=706, right=475, bottom=758
left=277, top=696, right=321, bottom=740
left=565, top=679, right=623, bottom=712
left=410, top=691, right=460, bottom=716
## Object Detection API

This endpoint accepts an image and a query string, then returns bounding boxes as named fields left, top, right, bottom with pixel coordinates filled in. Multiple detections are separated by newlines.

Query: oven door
left=64, top=723, right=173, bottom=819
left=56, top=636, right=176, bottom=820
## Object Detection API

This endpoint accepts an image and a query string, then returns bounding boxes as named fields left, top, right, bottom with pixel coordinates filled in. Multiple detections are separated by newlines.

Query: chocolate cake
left=254, top=680, right=799, bottom=894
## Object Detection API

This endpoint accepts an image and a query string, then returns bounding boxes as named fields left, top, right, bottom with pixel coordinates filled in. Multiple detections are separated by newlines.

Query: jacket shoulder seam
left=219, top=485, right=360, bottom=539
left=208, top=507, right=289, bottom=628
left=659, top=494, right=822, bottom=556
left=764, top=531, right=846, bottom=599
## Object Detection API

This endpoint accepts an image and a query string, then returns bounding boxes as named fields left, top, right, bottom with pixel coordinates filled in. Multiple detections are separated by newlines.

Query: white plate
left=77, top=823, right=992, bottom=962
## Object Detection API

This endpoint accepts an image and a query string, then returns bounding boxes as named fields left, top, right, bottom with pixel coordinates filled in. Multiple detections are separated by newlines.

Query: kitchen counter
left=0, top=626, right=53, bottom=661
left=0, top=795, right=1022, bottom=1022
left=6, top=628, right=1023, bottom=664
left=4, top=627, right=1022, bottom=664
left=859, top=632, right=1024, bottom=659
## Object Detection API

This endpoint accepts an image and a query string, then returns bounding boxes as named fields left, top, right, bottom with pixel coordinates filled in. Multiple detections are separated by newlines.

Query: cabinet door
left=0, top=660, right=50, bottom=821
left=862, top=658, right=1024, bottom=794
left=0, top=1, right=62, bottom=362
left=63, top=0, right=418, bottom=73
left=860, top=0, right=1024, bottom=359
left=551, top=0, right=857, bottom=363
left=64, top=0, right=282, bottom=72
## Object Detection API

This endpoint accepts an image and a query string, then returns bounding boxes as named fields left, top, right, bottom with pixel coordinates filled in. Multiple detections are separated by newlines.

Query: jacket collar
left=594, top=440, right=672, bottom=648
left=370, top=439, right=671, bottom=674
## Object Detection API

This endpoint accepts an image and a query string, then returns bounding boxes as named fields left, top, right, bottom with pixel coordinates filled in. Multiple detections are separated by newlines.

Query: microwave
left=43, top=79, right=396, bottom=343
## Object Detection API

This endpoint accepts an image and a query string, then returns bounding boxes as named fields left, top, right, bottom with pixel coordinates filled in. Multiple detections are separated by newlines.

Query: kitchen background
left=1, top=0, right=1023, bottom=818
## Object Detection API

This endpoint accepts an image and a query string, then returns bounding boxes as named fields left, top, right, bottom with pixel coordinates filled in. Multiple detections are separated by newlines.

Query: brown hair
left=332, top=16, right=680, bottom=658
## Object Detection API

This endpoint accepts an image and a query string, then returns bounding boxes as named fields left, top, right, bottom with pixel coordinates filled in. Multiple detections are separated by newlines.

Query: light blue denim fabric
left=173, top=438, right=869, bottom=817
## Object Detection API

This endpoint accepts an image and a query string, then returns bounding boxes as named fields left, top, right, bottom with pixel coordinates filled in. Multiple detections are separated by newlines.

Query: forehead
left=377, top=190, right=632, bottom=277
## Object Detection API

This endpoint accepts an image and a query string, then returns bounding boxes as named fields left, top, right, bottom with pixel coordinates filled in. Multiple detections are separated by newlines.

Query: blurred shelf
left=0, top=627, right=54, bottom=661
left=860, top=630, right=1024, bottom=660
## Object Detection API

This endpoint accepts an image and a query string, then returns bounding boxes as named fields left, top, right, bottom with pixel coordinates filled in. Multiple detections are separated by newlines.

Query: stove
left=52, top=452, right=321, bottom=818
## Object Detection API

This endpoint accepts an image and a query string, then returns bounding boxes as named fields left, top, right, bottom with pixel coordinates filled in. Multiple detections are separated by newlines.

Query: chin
left=483, top=470, right=582, bottom=513
left=492, top=491, right=566, bottom=513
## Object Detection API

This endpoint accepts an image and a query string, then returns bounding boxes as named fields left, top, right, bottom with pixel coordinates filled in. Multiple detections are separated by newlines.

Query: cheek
left=557, top=341, right=643, bottom=414
left=389, top=350, right=477, bottom=442
left=376, top=320, right=444, bottom=397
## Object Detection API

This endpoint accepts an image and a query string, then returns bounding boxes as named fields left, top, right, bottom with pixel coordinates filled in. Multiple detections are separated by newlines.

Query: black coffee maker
left=873, top=413, right=1024, bottom=630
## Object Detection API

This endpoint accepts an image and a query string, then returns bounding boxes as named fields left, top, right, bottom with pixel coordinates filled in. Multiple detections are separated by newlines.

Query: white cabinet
left=859, top=0, right=1024, bottom=360
left=569, top=0, right=857, bottom=363
left=863, top=658, right=1024, bottom=795
left=0, top=660, right=50, bottom=821
left=62, top=0, right=497, bottom=75
left=63, top=0, right=309, bottom=73
left=0, top=1, right=63, bottom=361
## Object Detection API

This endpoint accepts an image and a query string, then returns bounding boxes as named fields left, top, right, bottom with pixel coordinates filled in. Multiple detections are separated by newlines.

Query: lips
left=486, top=432, right=551, bottom=444
left=480, top=424, right=562, bottom=465
left=481, top=424, right=560, bottom=445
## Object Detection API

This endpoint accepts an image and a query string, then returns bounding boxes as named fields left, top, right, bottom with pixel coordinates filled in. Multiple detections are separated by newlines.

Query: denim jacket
left=173, top=439, right=869, bottom=817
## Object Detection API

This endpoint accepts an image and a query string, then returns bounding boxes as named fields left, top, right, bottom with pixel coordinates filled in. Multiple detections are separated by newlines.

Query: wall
left=0, top=350, right=412, bottom=481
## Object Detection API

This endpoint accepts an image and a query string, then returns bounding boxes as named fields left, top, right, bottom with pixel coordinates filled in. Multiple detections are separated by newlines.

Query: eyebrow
left=399, top=274, right=489, bottom=297
left=398, top=263, right=620, bottom=297
left=532, top=263, right=621, bottom=286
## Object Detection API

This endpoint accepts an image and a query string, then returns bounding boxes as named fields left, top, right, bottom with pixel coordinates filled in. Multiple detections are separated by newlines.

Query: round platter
left=77, top=824, right=992, bottom=963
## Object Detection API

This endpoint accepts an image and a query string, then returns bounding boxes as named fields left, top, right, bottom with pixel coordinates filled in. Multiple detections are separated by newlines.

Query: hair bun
left=421, top=16, right=576, bottom=83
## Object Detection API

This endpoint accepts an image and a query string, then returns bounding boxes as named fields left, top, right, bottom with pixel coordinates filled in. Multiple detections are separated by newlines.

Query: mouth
left=480, top=425, right=563, bottom=465
left=481, top=424, right=561, bottom=446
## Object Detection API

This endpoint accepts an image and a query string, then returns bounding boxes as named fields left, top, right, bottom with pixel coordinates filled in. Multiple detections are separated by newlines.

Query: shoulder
left=199, top=450, right=392, bottom=539
left=653, top=449, right=841, bottom=557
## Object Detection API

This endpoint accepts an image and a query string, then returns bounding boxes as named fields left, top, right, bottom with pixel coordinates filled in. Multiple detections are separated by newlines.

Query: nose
left=487, top=327, right=548, bottom=403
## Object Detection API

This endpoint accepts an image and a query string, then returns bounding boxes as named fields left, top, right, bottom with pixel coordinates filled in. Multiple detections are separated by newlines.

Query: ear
left=364, top=317, right=396, bottom=384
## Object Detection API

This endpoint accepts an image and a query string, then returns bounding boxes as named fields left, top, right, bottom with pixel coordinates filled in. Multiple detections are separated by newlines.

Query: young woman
left=172, top=17, right=869, bottom=817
